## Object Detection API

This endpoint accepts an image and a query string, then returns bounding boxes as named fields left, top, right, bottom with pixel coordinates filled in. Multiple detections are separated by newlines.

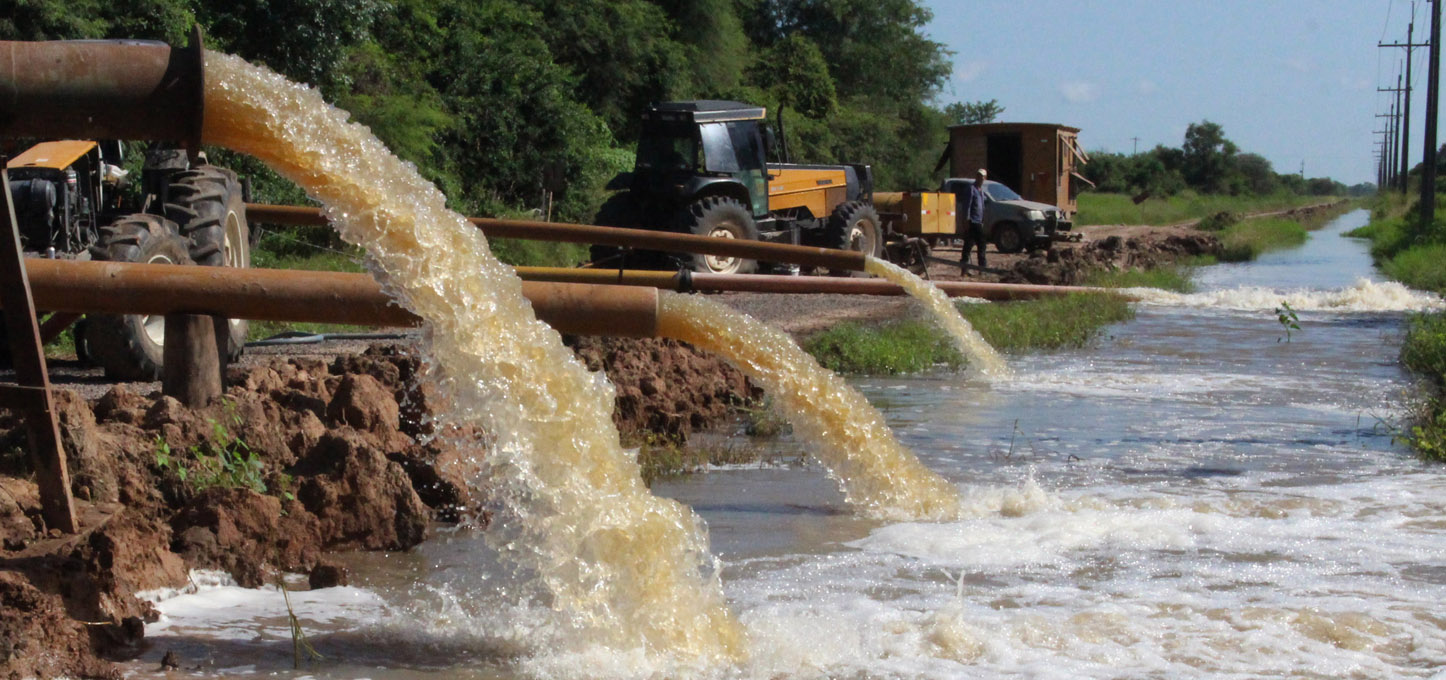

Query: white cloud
left=1285, top=56, right=1314, bottom=73
left=953, top=60, right=987, bottom=84
left=1059, top=80, right=1101, bottom=104
left=1137, top=79, right=1158, bottom=95
left=1339, top=73, right=1372, bottom=90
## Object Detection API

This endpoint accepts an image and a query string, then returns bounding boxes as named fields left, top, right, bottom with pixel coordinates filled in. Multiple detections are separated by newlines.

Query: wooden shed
left=946, top=122, right=1089, bottom=218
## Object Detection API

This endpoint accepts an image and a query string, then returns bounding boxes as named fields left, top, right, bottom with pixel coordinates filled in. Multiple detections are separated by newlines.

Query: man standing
left=959, top=169, right=989, bottom=274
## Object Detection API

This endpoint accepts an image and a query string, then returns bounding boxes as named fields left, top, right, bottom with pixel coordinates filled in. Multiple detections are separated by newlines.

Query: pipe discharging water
left=657, top=291, right=962, bottom=520
left=201, top=52, right=745, bottom=664
left=864, top=256, right=1010, bottom=378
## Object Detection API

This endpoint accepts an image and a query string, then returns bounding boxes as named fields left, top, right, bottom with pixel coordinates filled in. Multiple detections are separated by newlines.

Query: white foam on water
left=715, top=474, right=1446, bottom=678
left=1125, top=278, right=1444, bottom=313
left=140, top=571, right=386, bottom=641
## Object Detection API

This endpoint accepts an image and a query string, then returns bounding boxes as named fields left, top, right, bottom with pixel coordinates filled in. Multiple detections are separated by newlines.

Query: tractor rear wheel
left=683, top=197, right=758, bottom=275
left=83, top=214, right=193, bottom=380
left=824, top=201, right=883, bottom=275
left=164, top=166, right=251, bottom=360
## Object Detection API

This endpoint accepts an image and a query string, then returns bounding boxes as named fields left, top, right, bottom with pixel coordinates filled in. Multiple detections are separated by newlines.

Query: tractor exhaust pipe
left=14, top=258, right=660, bottom=338
left=0, top=28, right=206, bottom=151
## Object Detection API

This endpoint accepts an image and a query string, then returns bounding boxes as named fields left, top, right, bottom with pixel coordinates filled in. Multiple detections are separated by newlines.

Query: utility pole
left=1130, top=137, right=1140, bottom=155
left=1422, top=0, right=1441, bottom=226
left=1382, top=9, right=1425, bottom=192
left=1380, top=72, right=1406, bottom=189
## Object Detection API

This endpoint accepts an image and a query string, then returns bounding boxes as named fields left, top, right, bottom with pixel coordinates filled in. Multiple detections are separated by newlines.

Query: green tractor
left=6, top=140, right=251, bottom=379
left=593, top=100, right=881, bottom=275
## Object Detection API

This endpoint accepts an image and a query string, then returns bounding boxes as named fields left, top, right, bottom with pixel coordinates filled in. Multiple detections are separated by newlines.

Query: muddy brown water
left=124, top=210, right=1446, bottom=678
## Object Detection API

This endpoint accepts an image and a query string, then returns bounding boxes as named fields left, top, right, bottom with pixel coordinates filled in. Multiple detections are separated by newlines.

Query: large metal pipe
left=245, top=203, right=869, bottom=273
left=0, top=30, right=206, bottom=150
left=514, top=267, right=1115, bottom=301
left=15, top=259, right=659, bottom=338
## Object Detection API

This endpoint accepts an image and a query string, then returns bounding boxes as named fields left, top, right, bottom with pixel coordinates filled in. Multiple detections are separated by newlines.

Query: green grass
left=1399, top=312, right=1446, bottom=461
left=1083, top=257, right=1212, bottom=293
left=803, top=319, right=965, bottom=375
left=1382, top=244, right=1446, bottom=293
left=802, top=293, right=1135, bottom=374
left=488, top=237, right=590, bottom=268
left=1216, top=217, right=1308, bottom=262
left=958, top=293, right=1135, bottom=352
left=1076, top=192, right=1324, bottom=227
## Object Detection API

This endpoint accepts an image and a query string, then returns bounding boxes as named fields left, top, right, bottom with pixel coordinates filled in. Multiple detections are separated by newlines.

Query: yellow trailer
left=874, top=191, right=956, bottom=244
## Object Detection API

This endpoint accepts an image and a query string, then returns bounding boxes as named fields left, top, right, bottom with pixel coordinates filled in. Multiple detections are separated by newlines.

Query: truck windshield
left=986, top=182, right=1023, bottom=201
left=636, top=122, right=698, bottom=172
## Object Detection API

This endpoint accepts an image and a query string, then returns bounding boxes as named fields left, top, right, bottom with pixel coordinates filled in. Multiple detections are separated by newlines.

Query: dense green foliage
left=6, top=0, right=967, bottom=237
left=802, top=294, right=1133, bottom=374
left=1401, top=313, right=1446, bottom=461
left=1348, top=193, right=1446, bottom=460
left=1082, top=120, right=1359, bottom=199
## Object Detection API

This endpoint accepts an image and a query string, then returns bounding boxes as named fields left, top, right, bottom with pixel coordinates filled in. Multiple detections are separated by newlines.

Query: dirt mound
left=1001, top=231, right=1220, bottom=286
left=566, top=336, right=761, bottom=441
left=0, top=338, right=756, bottom=676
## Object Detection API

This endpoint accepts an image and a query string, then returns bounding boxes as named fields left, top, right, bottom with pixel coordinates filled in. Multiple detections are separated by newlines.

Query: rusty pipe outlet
left=16, top=259, right=659, bottom=338
left=0, top=29, right=206, bottom=150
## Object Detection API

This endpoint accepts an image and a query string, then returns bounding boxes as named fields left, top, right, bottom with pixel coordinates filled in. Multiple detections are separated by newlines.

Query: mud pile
left=0, top=339, right=755, bottom=677
left=1001, top=232, right=1221, bottom=286
left=566, top=335, right=760, bottom=441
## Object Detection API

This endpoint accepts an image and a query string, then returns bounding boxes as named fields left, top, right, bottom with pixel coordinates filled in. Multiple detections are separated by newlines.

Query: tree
left=750, top=34, right=837, bottom=118
left=1234, top=153, right=1277, bottom=195
left=944, top=99, right=1004, bottom=125
left=1181, top=120, right=1240, bottom=194
left=195, top=0, right=379, bottom=89
left=744, top=0, right=951, bottom=104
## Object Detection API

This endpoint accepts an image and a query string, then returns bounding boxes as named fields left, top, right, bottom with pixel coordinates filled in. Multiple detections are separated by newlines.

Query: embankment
left=0, top=339, right=755, bottom=678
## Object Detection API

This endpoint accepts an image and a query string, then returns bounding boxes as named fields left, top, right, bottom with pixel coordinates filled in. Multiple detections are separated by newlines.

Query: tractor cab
left=6, top=139, right=128, bottom=254
left=597, top=100, right=880, bottom=274
left=633, top=101, right=770, bottom=217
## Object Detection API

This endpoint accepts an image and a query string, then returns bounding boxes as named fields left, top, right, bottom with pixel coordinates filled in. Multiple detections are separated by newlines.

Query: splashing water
left=864, top=256, right=1009, bottom=378
left=1124, top=278, right=1444, bottom=313
left=201, top=52, right=745, bottom=664
left=656, top=291, right=962, bottom=520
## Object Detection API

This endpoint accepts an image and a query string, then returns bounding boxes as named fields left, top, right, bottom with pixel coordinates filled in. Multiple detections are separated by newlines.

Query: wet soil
left=0, top=338, right=756, bottom=678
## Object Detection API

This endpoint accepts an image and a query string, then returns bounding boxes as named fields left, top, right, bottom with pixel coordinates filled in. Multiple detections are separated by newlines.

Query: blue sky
left=921, top=1, right=1427, bottom=186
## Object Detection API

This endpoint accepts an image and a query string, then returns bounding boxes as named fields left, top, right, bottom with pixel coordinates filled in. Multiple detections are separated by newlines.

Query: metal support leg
left=0, top=170, right=77, bottom=533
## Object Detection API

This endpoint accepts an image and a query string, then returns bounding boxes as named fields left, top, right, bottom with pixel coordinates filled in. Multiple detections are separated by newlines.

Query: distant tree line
left=1083, top=121, right=1361, bottom=199
left=2, top=0, right=1002, bottom=222
left=3, top=3, right=1357, bottom=224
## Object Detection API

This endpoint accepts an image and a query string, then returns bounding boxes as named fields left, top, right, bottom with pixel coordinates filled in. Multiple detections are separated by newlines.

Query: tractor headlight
left=1025, top=209, right=1045, bottom=221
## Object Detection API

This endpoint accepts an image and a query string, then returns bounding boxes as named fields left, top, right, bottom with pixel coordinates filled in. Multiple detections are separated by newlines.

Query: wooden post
left=162, top=313, right=222, bottom=408
left=0, top=169, right=77, bottom=533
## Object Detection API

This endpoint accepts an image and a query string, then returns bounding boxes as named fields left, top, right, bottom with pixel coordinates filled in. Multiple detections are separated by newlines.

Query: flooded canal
left=133, top=209, right=1446, bottom=678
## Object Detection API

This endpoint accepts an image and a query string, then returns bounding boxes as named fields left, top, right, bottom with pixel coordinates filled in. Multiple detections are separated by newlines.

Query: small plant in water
left=1274, top=301, right=1302, bottom=343
left=279, top=577, right=324, bottom=668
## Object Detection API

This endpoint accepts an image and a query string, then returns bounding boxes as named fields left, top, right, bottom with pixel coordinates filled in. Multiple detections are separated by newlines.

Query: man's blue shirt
left=966, top=184, right=986, bottom=224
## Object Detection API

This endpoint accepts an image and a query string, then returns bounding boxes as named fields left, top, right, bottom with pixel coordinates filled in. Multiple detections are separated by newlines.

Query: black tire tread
left=85, top=215, right=191, bottom=380
left=682, top=196, right=759, bottom=275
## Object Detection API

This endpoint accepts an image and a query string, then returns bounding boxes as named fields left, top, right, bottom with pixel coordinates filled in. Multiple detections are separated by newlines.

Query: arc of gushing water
left=864, top=256, right=1010, bottom=378
left=200, top=52, right=745, bottom=664
left=656, top=291, right=962, bottom=520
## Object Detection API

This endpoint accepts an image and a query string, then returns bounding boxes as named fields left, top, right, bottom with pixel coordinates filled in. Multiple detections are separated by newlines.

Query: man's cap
left=976, top=168, right=988, bottom=177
